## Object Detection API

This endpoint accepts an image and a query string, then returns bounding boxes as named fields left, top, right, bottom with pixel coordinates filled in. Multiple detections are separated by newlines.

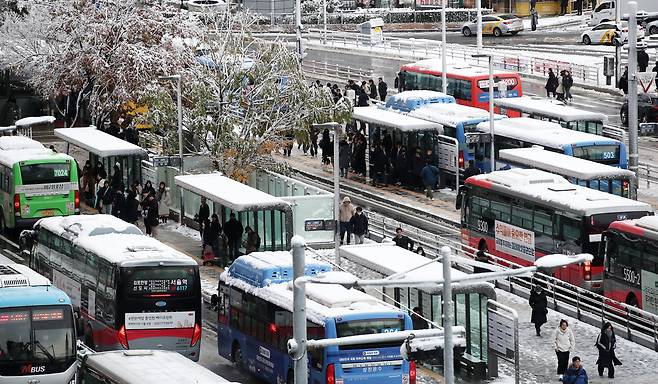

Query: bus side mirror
left=455, top=186, right=466, bottom=210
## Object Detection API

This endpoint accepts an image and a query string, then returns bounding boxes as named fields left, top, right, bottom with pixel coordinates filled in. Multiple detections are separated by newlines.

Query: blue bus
left=216, top=251, right=415, bottom=384
left=0, top=262, right=77, bottom=384
left=477, top=117, right=628, bottom=169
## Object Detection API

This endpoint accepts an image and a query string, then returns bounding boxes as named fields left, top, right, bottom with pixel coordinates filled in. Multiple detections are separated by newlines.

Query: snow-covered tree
left=138, top=12, right=352, bottom=181
left=0, top=0, right=197, bottom=127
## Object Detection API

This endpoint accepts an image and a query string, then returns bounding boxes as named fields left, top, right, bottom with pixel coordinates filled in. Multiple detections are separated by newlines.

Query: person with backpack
left=562, top=356, right=589, bottom=384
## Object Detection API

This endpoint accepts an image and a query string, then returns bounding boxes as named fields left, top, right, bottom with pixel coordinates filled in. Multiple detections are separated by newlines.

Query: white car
left=647, top=20, right=658, bottom=36
left=580, top=22, right=645, bottom=45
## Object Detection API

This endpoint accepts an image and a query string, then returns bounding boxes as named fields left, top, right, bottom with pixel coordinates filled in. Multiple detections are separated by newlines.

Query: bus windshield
left=20, top=163, right=71, bottom=185
left=0, top=306, right=76, bottom=376
left=572, top=145, right=619, bottom=165
left=336, top=318, right=405, bottom=350
left=123, top=266, right=197, bottom=298
left=584, top=211, right=650, bottom=264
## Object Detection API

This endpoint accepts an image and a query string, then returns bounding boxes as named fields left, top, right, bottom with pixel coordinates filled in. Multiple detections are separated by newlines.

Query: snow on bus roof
left=54, top=127, right=147, bottom=157
left=175, top=173, right=290, bottom=212
left=387, top=90, right=454, bottom=103
left=476, top=117, right=619, bottom=148
left=14, top=116, right=55, bottom=127
left=74, top=233, right=196, bottom=266
left=499, top=147, right=636, bottom=180
left=353, top=106, right=442, bottom=132
left=407, top=102, right=505, bottom=127
left=494, top=96, right=607, bottom=123
left=401, top=58, right=518, bottom=77
left=38, top=215, right=143, bottom=238
left=84, top=350, right=238, bottom=384
left=468, top=168, right=651, bottom=215
left=0, top=148, right=72, bottom=168
left=339, top=243, right=469, bottom=281
left=0, top=136, right=45, bottom=150
left=633, top=216, right=658, bottom=233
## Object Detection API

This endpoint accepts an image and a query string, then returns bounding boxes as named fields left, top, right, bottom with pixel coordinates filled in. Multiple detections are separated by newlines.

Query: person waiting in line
left=349, top=207, right=368, bottom=244
left=111, top=185, right=125, bottom=219
left=393, top=227, right=414, bottom=251
left=123, top=182, right=140, bottom=225
left=411, top=307, right=428, bottom=330
left=223, top=212, right=244, bottom=262
left=197, top=197, right=210, bottom=245
left=377, top=77, right=388, bottom=102
left=245, top=227, right=261, bottom=254
left=110, top=163, right=122, bottom=190
left=145, top=192, right=159, bottom=238
left=156, top=182, right=171, bottom=223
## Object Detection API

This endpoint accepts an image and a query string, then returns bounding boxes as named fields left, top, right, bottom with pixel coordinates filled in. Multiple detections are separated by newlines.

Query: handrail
left=302, top=60, right=374, bottom=81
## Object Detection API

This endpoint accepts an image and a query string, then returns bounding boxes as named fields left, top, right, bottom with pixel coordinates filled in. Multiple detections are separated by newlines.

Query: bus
left=456, top=168, right=652, bottom=291
left=476, top=117, right=628, bottom=169
left=79, top=350, right=241, bottom=384
left=499, top=147, right=637, bottom=199
left=493, top=96, right=608, bottom=135
left=602, top=216, right=658, bottom=310
left=0, top=136, right=79, bottom=231
left=25, top=215, right=203, bottom=361
left=217, top=252, right=415, bottom=384
left=399, top=59, right=523, bottom=110
left=0, top=262, right=77, bottom=384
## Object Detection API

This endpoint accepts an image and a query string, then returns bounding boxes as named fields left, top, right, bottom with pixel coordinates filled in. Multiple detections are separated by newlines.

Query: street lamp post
left=628, top=2, right=639, bottom=178
left=159, top=74, right=185, bottom=223
left=476, top=0, right=483, bottom=52
left=472, top=54, right=495, bottom=172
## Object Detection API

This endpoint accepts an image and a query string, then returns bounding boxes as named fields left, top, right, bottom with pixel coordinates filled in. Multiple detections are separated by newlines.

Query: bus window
left=20, top=163, right=71, bottom=185
left=511, top=203, right=533, bottom=231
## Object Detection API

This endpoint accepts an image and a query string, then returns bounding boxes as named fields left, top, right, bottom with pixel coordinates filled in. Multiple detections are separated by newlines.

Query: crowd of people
left=544, top=68, right=574, bottom=104
left=312, top=77, right=388, bottom=107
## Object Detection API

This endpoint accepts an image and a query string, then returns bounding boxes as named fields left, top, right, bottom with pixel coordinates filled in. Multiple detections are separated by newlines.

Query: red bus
left=399, top=59, right=523, bottom=111
left=603, top=216, right=658, bottom=311
left=455, top=168, right=652, bottom=292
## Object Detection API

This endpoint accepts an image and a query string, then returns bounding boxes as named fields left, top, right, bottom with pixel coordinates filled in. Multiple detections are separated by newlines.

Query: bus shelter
left=339, top=243, right=498, bottom=379
left=175, top=173, right=293, bottom=251
left=54, top=127, right=146, bottom=190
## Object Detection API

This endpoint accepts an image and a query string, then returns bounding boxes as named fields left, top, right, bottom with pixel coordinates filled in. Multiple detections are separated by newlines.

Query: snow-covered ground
left=522, top=14, right=584, bottom=31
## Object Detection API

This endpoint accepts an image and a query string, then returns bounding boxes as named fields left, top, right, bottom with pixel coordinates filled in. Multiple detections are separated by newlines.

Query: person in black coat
left=411, top=307, right=428, bottom=330
left=596, top=322, right=622, bottom=378
left=223, top=212, right=244, bottom=261
left=145, top=193, right=159, bottom=238
left=111, top=186, right=125, bottom=218
left=393, top=227, right=414, bottom=251
left=638, top=48, right=650, bottom=72
left=357, top=88, right=369, bottom=107
left=377, top=77, right=388, bottom=101
left=197, top=197, right=210, bottom=243
left=123, top=183, right=140, bottom=224
left=320, top=129, right=333, bottom=165
left=618, top=67, right=629, bottom=95
left=371, top=143, right=387, bottom=186
left=545, top=68, right=559, bottom=98
left=349, top=207, right=368, bottom=244
left=338, top=139, right=350, bottom=177
left=529, top=285, right=548, bottom=336
left=463, top=160, right=482, bottom=180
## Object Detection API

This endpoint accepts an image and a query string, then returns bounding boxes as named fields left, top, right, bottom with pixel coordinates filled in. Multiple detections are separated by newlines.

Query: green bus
left=0, top=136, right=79, bottom=231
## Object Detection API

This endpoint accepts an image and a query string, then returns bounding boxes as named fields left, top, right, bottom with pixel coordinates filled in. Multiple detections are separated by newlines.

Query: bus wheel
left=626, top=294, right=639, bottom=308
left=84, top=324, right=95, bottom=349
left=231, top=342, right=243, bottom=368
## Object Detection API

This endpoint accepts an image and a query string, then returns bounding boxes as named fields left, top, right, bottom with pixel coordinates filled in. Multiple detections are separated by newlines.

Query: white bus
left=79, top=350, right=240, bottom=384
left=499, top=147, right=637, bottom=199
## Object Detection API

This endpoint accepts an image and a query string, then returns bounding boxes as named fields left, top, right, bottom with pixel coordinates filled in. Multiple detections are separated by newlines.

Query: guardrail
left=305, top=28, right=602, bottom=87
left=302, top=60, right=374, bottom=82
left=639, top=161, right=658, bottom=187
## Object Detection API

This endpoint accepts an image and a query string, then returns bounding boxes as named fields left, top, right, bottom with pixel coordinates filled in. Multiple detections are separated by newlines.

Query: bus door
left=464, top=132, right=490, bottom=173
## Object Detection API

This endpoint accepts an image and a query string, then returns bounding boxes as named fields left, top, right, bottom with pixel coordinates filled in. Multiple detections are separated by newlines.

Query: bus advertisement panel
left=457, top=169, right=652, bottom=292
left=0, top=263, right=77, bottom=384
left=217, top=252, right=415, bottom=384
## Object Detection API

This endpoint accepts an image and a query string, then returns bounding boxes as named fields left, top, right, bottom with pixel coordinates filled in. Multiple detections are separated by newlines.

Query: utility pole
left=441, top=0, right=447, bottom=93
left=291, top=237, right=308, bottom=384
left=615, top=0, right=621, bottom=84
left=476, top=0, right=483, bottom=53
left=333, top=124, right=340, bottom=265
left=628, top=1, right=639, bottom=177
left=296, top=0, right=303, bottom=60
left=323, top=0, right=327, bottom=44
left=441, top=246, right=454, bottom=384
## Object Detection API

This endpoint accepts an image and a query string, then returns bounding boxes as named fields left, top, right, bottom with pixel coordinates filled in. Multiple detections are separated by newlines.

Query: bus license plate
left=41, top=210, right=54, bottom=217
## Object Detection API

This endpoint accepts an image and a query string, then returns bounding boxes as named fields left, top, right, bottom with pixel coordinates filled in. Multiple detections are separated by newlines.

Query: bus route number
left=54, top=169, right=69, bottom=177
left=623, top=268, right=641, bottom=285
left=602, top=152, right=616, bottom=160
left=477, top=220, right=489, bottom=233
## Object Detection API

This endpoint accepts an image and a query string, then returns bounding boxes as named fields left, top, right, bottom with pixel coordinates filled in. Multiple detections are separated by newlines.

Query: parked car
left=462, top=14, right=524, bottom=37
left=581, top=22, right=645, bottom=45
left=646, top=19, right=658, bottom=35
left=620, top=93, right=658, bottom=126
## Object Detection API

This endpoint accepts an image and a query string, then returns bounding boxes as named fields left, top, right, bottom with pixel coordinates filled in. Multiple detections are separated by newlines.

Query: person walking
left=224, top=212, right=244, bottom=262
left=349, top=207, right=368, bottom=244
left=111, top=186, right=125, bottom=219
left=554, top=319, right=576, bottom=380
left=545, top=68, right=559, bottom=98
left=157, top=182, right=171, bottom=223
left=563, top=356, right=589, bottom=384
left=595, top=322, right=621, bottom=378
left=560, top=0, right=568, bottom=14
left=393, top=227, right=414, bottom=251
left=378, top=77, right=388, bottom=101
left=562, top=70, right=574, bottom=104
left=529, top=285, right=548, bottom=336
left=339, top=196, right=355, bottom=245
left=420, top=161, right=441, bottom=201
left=245, top=226, right=261, bottom=254
left=339, top=138, right=350, bottom=177
left=309, top=126, right=319, bottom=157
left=320, top=129, right=332, bottom=165
left=618, top=67, right=629, bottom=95
left=463, top=160, right=482, bottom=180
left=371, top=142, right=387, bottom=186
left=197, top=197, right=210, bottom=244
left=555, top=71, right=565, bottom=101
left=368, top=79, right=378, bottom=100
left=145, top=193, right=159, bottom=238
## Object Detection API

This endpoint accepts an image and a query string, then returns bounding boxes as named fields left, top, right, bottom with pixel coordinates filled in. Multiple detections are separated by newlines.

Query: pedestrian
left=99, top=180, right=114, bottom=215
left=245, top=226, right=261, bottom=254
left=223, top=212, right=244, bottom=261
left=124, top=183, right=140, bottom=225
left=545, top=68, right=559, bottom=98
left=393, top=227, right=414, bottom=251
left=157, top=182, right=171, bottom=223
left=332, top=84, right=342, bottom=103
left=197, top=197, right=210, bottom=244
left=395, top=70, right=406, bottom=92
left=473, top=245, right=490, bottom=273
left=395, top=146, right=407, bottom=186
left=378, top=77, right=388, bottom=101
left=563, top=356, right=589, bottom=384
left=357, top=88, right=370, bottom=107
left=339, top=196, right=355, bottom=245
left=637, top=45, right=649, bottom=72
left=371, top=142, right=387, bottom=186
left=560, top=0, right=568, bottom=15
left=463, top=160, right=482, bottom=180
left=339, top=138, right=350, bottom=177
left=142, top=180, right=155, bottom=197
left=595, top=322, right=621, bottom=378
left=420, top=161, right=441, bottom=201
left=562, top=70, right=574, bottom=104
left=111, top=185, right=125, bottom=218
left=368, top=79, right=378, bottom=100
left=349, top=206, right=368, bottom=244
left=361, top=80, right=370, bottom=96
left=411, top=148, right=424, bottom=190
left=556, top=71, right=565, bottom=101
left=309, top=125, right=319, bottom=157
left=202, top=217, right=215, bottom=255
left=110, top=163, right=122, bottom=190
left=411, top=307, right=428, bottom=330
left=529, top=285, right=548, bottom=336
left=618, top=67, right=628, bottom=95
left=653, top=60, right=658, bottom=77
left=575, top=0, right=582, bottom=15
left=145, top=192, right=159, bottom=238
left=320, top=129, right=332, bottom=165
left=554, top=319, right=576, bottom=380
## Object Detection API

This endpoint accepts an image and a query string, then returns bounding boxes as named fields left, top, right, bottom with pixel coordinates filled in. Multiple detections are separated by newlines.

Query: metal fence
left=301, top=60, right=374, bottom=82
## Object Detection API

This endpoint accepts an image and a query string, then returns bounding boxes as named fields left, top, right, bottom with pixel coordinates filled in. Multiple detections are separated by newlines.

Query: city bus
left=399, top=59, right=523, bottom=110
left=217, top=252, right=415, bottom=384
left=493, top=96, right=608, bottom=135
left=456, top=168, right=652, bottom=291
left=602, top=216, right=658, bottom=310
left=0, top=136, right=79, bottom=231
left=79, top=350, right=241, bottom=384
left=25, top=215, right=202, bottom=361
left=0, top=262, right=77, bottom=384
left=476, top=117, right=628, bottom=169
left=499, top=147, right=637, bottom=199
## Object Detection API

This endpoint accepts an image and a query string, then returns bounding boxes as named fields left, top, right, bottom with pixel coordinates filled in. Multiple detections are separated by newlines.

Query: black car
left=620, top=93, right=658, bottom=126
